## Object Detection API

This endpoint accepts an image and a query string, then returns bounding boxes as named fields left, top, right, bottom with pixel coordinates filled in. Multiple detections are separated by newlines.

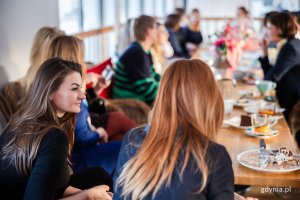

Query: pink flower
left=214, top=38, right=226, bottom=47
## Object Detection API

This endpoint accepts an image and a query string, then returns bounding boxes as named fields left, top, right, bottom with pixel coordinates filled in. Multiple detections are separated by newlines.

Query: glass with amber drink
left=258, top=103, right=276, bottom=116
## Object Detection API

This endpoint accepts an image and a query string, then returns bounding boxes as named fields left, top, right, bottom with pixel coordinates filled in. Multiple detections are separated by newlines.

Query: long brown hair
left=117, top=59, right=224, bottom=199
left=1, top=57, right=82, bottom=176
left=269, top=12, right=298, bottom=38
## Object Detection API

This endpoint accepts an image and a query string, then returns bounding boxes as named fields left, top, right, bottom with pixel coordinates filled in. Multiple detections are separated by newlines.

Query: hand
left=86, top=185, right=113, bottom=200
left=63, top=186, right=82, bottom=197
left=94, top=77, right=111, bottom=95
left=260, top=37, right=268, bottom=57
left=86, top=73, right=101, bottom=88
left=234, top=192, right=258, bottom=200
left=96, top=127, right=109, bottom=143
left=86, top=73, right=111, bottom=94
left=90, top=124, right=97, bottom=132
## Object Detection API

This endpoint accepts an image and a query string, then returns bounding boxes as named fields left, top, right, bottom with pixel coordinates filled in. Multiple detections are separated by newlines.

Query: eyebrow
left=71, top=83, right=81, bottom=87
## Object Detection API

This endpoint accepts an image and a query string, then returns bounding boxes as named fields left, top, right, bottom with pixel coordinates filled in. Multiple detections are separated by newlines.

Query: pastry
left=240, top=115, right=252, bottom=126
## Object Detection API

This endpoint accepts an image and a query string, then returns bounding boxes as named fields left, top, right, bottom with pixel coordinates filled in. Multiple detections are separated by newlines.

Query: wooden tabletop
left=217, top=83, right=300, bottom=188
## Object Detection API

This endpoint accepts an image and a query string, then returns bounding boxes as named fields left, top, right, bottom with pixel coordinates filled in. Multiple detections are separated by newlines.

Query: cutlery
left=259, top=139, right=270, bottom=168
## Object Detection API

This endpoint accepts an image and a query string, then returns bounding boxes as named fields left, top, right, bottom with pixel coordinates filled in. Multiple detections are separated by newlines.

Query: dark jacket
left=167, top=27, right=189, bottom=58
left=113, top=126, right=234, bottom=200
left=0, top=129, right=70, bottom=200
left=259, top=38, right=300, bottom=119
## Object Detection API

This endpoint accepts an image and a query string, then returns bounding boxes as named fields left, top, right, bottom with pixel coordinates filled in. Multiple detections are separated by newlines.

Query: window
left=250, top=0, right=300, bottom=17
left=128, top=0, right=142, bottom=19
left=58, top=0, right=81, bottom=34
left=143, top=0, right=154, bottom=16
left=82, top=0, right=101, bottom=31
left=103, top=0, right=116, bottom=26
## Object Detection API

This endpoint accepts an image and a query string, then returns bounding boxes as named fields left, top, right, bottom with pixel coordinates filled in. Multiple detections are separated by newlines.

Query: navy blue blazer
left=113, top=126, right=234, bottom=200
left=259, top=38, right=300, bottom=119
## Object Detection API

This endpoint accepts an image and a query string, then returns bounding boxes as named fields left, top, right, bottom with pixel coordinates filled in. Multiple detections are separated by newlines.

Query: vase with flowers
left=214, top=37, right=231, bottom=68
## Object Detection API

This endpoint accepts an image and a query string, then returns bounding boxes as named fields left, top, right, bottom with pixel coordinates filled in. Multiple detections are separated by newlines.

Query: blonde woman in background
left=0, top=27, right=64, bottom=124
left=22, top=26, right=65, bottom=93
left=114, top=59, right=234, bottom=200
left=151, top=23, right=174, bottom=74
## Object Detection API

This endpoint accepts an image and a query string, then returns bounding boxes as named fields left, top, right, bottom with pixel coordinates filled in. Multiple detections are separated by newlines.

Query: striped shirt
left=113, top=41, right=160, bottom=105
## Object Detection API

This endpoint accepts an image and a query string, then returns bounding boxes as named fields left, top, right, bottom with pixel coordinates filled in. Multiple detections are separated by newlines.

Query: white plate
left=234, top=99, right=265, bottom=107
left=244, top=106, right=286, bottom=114
left=237, top=149, right=300, bottom=173
left=223, top=116, right=279, bottom=129
left=245, top=128, right=279, bottom=138
left=223, top=116, right=251, bottom=129
left=244, top=106, right=259, bottom=114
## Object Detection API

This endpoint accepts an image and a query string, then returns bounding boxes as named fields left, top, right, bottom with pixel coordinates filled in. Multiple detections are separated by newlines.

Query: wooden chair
left=106, top=99, right=151, bottom=125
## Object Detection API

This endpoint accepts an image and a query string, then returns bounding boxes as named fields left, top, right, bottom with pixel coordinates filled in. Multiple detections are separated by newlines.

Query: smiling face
left=50, top=71, right=85, bottom=117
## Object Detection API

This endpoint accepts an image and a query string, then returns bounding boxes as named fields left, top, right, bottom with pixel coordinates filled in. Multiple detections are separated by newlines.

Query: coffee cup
left=255, top=80, right=276, bottom=96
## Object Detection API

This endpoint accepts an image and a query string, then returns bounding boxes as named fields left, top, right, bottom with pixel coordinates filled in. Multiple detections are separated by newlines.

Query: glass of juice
left=258, top=103, right=276, bottom=116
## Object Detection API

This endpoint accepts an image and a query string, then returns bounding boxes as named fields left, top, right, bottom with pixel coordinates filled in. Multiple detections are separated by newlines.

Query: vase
left=214, top=52, right=231, bottom=69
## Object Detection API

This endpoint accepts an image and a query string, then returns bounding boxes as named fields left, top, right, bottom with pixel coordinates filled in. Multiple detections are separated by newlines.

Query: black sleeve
left=206, top=145, right=234, bottom=200
left=258, top=55, right=272, bottom=79
left=268, top=44, right=297, bottom=82
left=23, top=129, right=70, bottom=200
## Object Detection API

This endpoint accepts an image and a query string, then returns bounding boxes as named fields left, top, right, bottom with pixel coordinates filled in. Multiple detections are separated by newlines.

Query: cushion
left=86, top=58, right=114, bottom=99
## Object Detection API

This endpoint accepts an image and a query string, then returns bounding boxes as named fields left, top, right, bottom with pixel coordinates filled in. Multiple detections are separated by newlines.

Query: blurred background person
left=113, top=15, right=160, bottom=105
left=259, top=12, right=300, bottom=120
left=0, top=27, right=64, bottom=124
left=184, top=8, right=203, bottom=57
left=165, top=14, right=188, bottom=58
left=230, top=6, right=254, bottom=38
left=151, top=22, right=174, bottom=74
left=175, top=7, right=188, bottom=26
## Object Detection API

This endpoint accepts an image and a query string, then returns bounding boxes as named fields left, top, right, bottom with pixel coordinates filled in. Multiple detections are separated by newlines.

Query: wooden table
left=217, top=83, right=300, bottom=188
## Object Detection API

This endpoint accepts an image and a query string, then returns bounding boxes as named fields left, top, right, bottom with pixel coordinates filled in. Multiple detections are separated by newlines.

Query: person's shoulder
left=116, top=125, right=148, bottom=168
left=207, top=141, right=231, bottom=162
left=285, top=38, right=300, bottom=48
left=124, top=125, right=147, bottom=146
left=122, top=42, right=143, bottom=55
left=119, top=42, right=144, bottom=63
left=207, top=140, right=227, bottom=151
left=41, top=128, right=69, bottom=146
left=280, top=38, right=300, bottom=56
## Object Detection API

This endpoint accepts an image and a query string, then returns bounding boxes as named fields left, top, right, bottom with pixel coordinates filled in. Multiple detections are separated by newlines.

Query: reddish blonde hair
left=117, top=59, right=224, bottom=200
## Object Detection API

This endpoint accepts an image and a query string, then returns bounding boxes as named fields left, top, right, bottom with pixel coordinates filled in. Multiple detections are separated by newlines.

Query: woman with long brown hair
left=47, top=35, right=135, bottom=174
left=0, top=57, right=112, bottom=199
left=114, top=59, right=234, bottom=200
